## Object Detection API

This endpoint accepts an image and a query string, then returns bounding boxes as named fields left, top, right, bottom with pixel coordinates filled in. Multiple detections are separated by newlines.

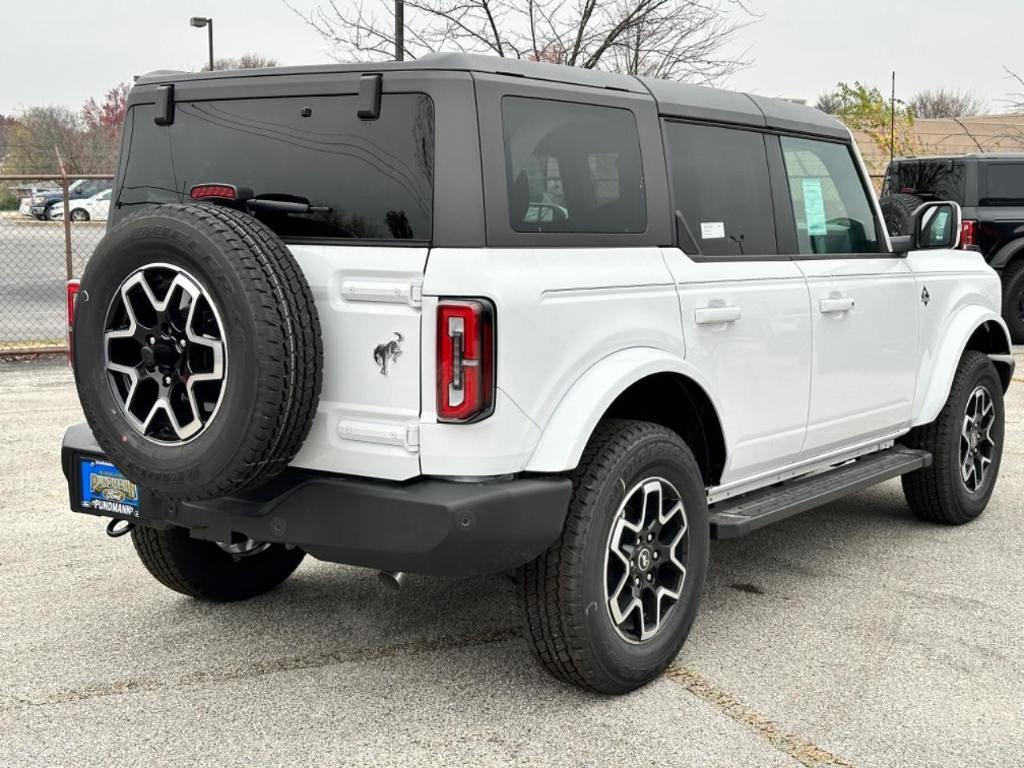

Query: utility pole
left=394, top=0, right=404, bottom=61
left=890, top=71, right=896, bottom=166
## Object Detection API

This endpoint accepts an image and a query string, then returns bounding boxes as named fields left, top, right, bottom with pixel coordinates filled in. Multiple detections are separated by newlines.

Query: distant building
left=854, top=114, right=1024, bottom=177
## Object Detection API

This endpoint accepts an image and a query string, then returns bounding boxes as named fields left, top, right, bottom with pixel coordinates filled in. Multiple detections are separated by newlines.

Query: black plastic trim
left=154, top=84, right=174, bottom=126
left=61, top=424, right=571, bottom=577
left=709, top=447, right=931, bottom=539
left=357, top=73, right=383, bottom=119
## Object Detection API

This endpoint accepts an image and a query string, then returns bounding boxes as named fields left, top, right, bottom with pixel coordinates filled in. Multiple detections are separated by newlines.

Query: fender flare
left=989, top=234, right=1024, bottom=270
left=913, top=307, right=1013, bottom=427
left=525, top=347, right=728, bottom=473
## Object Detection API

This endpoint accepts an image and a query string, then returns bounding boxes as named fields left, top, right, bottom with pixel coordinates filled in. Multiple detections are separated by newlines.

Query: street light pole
left=190, top=17, right=214, bottom=71
left=394, top=0, right=404, bottom=61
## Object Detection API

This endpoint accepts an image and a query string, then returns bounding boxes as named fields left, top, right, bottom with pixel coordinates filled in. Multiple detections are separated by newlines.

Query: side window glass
left=502, top=97, right=646, bottom=234
left=780, top=136, right=880, bottom=255
left=662, top=121, right=777, bottom=257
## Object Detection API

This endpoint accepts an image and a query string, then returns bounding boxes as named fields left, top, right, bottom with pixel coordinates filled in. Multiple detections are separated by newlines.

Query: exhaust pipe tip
left=377, top=570, right=407, bottom=591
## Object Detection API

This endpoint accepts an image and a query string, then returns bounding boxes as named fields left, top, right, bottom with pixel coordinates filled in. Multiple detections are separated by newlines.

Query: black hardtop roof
left=136, top=52, right=848, bottom=139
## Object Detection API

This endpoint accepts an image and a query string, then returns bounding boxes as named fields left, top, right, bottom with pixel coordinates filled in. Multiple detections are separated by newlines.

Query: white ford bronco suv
left=62, top=54, right=1015, bottom=694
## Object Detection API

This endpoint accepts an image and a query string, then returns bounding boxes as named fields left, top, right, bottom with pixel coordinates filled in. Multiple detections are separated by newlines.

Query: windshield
left=117, top=93, right=435, bottom=241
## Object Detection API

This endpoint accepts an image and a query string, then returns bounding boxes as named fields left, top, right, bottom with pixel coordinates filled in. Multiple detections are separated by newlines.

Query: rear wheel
left=519, top=420, right=709, bottom=694
left=1002, top=259, right=1024, bottom=344
left=902, top=351, right=1005, bottom=524
left=70, top=208, right=90, bottom=222
left=131, top=525, right=305, bottom=601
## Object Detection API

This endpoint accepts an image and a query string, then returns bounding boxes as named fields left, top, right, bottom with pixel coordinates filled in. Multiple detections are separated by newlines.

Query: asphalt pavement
left=1, top=353, right=1022, bottom=767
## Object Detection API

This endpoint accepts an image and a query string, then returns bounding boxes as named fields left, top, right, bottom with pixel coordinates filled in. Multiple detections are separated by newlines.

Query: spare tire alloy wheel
left=605, top=477, right=689, bottom=643
left=74, top=203, right=323, bottom=501
left=104, top=264, right=227, bottom=444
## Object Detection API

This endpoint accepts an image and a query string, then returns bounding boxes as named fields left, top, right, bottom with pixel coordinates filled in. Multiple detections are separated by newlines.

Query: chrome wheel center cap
left=636, top=548, right=652, bottom=572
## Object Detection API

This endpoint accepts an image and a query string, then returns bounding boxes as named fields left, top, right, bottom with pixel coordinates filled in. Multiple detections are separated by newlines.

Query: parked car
left=61, top=54, right=1014, bottom=694
left=880, top=154, right=1024, bottom=342
left=51, top=189, right=112, bottom=222
left=28, top=178, right=110, bottom=220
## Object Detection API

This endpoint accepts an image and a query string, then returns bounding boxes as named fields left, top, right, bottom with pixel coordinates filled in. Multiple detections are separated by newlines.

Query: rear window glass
left=501, top=97, right=646, bottom=234
left=982, top=163, right=1024, bottom=205
left=118, top=93, right=434, bottom=241
left=884, top=160, right=966, bottom=204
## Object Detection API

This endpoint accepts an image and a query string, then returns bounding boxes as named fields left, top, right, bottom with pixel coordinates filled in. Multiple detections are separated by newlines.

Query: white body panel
left=420, top=247, right=684, bottom=475
left=796, top=257, right=919, bottom=456
left=660, top=250, right=812, bottom=482
left=904, top=249, right=1008, bottom=425
left=289, top=244, right=428, bottom=481
left=284, top=240, right=1008, bottom=500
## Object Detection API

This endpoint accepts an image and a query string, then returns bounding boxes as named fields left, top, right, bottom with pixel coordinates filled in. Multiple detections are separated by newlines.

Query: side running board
left=709, top=447, right=931, bottom=540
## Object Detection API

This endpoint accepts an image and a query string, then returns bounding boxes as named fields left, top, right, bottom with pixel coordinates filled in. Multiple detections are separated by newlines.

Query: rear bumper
left=61, top=423, right=572, bottom=577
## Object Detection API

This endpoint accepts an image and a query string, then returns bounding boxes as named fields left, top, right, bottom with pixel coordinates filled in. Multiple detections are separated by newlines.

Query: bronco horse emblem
left=373, top=331, right=404, bottom=375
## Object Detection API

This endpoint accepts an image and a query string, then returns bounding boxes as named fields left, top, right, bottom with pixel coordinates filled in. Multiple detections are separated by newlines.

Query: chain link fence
left=0, top=174, right=113, bottom=355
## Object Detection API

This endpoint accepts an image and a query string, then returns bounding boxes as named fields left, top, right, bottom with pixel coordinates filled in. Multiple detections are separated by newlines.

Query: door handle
left=695, top=305, right=742, bottom=325
left=819, top=297, right=856, bottom=314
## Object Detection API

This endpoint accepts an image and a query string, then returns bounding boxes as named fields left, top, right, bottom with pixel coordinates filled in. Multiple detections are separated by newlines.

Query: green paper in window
left=802, top=178, right=828, bottom=236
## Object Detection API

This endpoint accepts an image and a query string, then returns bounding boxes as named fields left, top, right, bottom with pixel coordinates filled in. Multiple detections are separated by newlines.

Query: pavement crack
left=665, top=664, right=856, bottom=768
left=0, top=626, right=520, bottom=712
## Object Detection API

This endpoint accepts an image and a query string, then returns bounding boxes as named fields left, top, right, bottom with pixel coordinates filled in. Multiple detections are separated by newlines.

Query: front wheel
left=902, top=351, right=1005, bottom=524
left=70, top=208, right=90, bottom=222
left=131, top=525, right=305, bottom=601
left=519, top=420, right=709, bottom=694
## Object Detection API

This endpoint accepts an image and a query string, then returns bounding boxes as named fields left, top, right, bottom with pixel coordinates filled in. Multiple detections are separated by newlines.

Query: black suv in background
left=880, top=154, right=1024, bottom=342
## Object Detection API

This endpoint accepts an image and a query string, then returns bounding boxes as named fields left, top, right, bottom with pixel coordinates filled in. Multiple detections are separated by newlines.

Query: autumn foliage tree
left=816, top=82, right=918, bottom=167
left=0, top=83, right=131, bottom=175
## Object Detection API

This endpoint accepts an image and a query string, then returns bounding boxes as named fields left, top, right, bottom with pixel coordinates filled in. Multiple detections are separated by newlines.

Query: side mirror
left=891, top=201, right=962, bottom=254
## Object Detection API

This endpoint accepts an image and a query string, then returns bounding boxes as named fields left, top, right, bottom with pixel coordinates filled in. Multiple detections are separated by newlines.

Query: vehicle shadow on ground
left=115, top=481, right=942, bottom=698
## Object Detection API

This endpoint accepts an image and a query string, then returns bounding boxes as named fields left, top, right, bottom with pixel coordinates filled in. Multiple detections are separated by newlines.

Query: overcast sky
left=2, top=0, right=1021, bottom=115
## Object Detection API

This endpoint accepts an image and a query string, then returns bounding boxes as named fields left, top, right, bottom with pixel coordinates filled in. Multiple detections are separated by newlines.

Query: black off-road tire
left=519, top=419, right=709, bottom=694
left=879, top=192, right=924, bottom=237
left=901, top=351, right=1005, bottom=524
left=131, top=525, right=305, bottom=601
left=1001, top=259, right=1024, bottom=344
left=73, top=204, right=322, bottom=501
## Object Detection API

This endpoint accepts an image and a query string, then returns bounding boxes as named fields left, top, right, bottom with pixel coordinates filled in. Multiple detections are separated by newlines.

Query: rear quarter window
left=501, top=97, right=646, bottom=234
left=117, top=93, right=435, bottom=241
left=982, top=163, right=1024, bottom=205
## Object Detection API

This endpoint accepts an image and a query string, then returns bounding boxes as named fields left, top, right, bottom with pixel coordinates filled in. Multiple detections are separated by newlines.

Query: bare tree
left=908, top=88, right=986, bottom=118
left=287, top=0, right=754, bottom=84
left=1006, top=66, right=1024, bottom=113
left=201, top=54, right=279, bottom=72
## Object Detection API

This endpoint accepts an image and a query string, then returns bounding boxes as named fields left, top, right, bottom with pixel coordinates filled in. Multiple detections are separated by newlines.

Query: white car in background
left=51, top=189, right=111, bottom=222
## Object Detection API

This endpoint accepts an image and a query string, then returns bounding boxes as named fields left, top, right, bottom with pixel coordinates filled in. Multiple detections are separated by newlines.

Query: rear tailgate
left=115, top=74, right=438, bottom=481
left=289, top=244, right=427, bottom=480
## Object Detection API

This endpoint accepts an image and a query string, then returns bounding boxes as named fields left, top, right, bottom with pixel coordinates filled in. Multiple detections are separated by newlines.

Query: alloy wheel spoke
left=605, top=477, right=689, bottom=644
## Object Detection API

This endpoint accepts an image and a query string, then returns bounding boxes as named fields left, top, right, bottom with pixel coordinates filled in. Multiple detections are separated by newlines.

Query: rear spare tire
left=879, top=192, right=924, bottom=237
left=72, top=203, right=322, bottom=500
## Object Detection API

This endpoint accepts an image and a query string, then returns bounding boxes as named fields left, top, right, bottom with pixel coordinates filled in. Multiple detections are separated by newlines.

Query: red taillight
left=960, top=219, right=978, bottom=249
left=66, top=279, right=80, bottom=365
left=190, top=184, right=238, bottom=201
left=436, top=299, right=495, bottom=423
